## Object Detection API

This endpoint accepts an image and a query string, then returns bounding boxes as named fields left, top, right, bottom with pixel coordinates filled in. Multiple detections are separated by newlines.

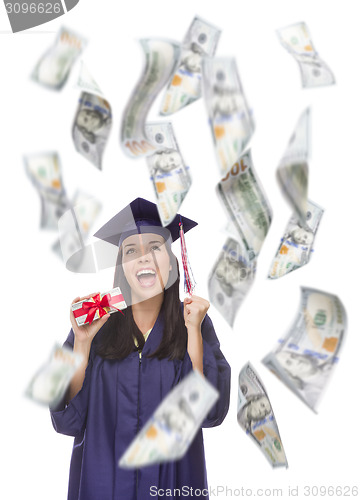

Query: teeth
left=137, top=269, right=156, bottom=277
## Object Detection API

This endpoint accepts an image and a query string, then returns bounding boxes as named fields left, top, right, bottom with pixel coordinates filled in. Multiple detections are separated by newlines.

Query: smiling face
left=121, top=233, right=171, bottom=304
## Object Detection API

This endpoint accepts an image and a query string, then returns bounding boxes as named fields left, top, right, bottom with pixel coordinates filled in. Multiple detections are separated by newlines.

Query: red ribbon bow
left=82, top=293, right=124, bottom=324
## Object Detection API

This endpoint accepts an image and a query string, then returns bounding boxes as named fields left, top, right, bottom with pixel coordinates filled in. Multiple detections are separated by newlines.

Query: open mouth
left=136, top=268, right=157, bottom=288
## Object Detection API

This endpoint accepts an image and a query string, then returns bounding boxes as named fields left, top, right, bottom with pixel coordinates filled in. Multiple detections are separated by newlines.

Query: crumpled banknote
left=277, top=22, right=335, bottom=88
left=208, top=238, right=255, bottom=327
left=277, top=108, right=310, bottom=225
left=145, top=122, right=191, bottom=226
left=217, top=150, right=272, bottom=260
left=24, top=151, right=70, bottom=230
left=268, top=200, right=324, bottom=279
left=202, top=57, right=254, bottom=176
left=119, top=370, right=218, bottom=468
left=208, top=151, right=271, bottom=326
left=160, top=16, right=221, bottom=115
left=75, top=61, right=103, bottom=96
left=121, top=39, right=181, bottom=158
left=262, top=287, right=347, bottom=412
left=31, top=26, right=87, bottom=90
left=72, top=63, right=112, bottom=170
left=237, top=362, right=288, bottom=468
left=53, top=191, right=102, bottom=271
left=25, top=344, right=83, bottom=407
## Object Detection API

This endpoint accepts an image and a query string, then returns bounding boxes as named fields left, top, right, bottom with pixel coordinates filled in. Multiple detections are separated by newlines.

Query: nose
left=138, top=251, right=152, bottom=263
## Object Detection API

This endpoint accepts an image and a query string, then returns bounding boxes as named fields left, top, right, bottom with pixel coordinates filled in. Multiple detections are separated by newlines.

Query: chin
left=132, top=285, right=164, bottom=303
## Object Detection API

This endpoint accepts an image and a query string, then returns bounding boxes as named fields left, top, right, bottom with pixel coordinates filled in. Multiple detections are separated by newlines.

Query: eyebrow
left=124, top=240, right=162, bottom=248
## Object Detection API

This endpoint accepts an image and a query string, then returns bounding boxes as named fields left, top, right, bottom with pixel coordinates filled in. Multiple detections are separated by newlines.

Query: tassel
left=179, top=219, right=196, bottom=295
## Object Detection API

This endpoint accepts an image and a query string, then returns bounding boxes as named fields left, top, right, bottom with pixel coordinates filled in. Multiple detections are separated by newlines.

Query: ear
left=169, top=265, right=172, bottom=271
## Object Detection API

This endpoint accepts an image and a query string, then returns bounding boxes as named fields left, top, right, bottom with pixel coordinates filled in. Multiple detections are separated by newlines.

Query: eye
left=150, top=245, right=161, bottom=252
left=125, top=248, right=136, bottom=255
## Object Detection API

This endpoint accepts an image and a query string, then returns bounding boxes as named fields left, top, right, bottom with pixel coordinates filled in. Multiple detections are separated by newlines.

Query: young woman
left=50, top=198, right=231, bottom=500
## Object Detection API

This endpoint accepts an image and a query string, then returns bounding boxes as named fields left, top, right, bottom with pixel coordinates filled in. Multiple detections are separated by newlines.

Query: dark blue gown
left=50, top=309, right=231, bottom=500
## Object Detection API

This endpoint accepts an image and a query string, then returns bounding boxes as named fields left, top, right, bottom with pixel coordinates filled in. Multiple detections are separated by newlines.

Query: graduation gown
left=50, top=309, right=231, bottom=500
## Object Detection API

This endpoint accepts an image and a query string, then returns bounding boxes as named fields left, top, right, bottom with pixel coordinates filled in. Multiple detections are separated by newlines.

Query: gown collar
left=140, top=309, right=165, bottom=356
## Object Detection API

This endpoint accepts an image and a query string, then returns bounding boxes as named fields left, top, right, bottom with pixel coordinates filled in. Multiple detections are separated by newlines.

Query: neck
left=131, top=293, right=164, bottom=334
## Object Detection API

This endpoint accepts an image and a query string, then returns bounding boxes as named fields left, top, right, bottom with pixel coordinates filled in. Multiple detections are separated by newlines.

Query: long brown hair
left=95, top=243, right=188, bottom=360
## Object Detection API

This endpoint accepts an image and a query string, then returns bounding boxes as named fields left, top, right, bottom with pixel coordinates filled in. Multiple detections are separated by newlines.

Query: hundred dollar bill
left=262, top=287, right=347, bottom=411
left=145, top=122, right=191, bottom=226
left=121, top=39, right=181, bottom=159
left=24, top=151, right=65, bottom=196
left=40, top=196, right=70, bottom=231
left=72, top=91, right=112, bottom=170
left=277, top=22, right=335, bottom=88
left=203, top=58, right=254, bottom=176
left=75, top=61, right=104, bottom=96
left=25, top=344, right=83, bottom=407
left=53, top=191, right=102, bottom=271
left=160, top=16, right=221, bottom=115
left=216, top=150, right=272, bottom=261
left=32, top=27, right=87, bottom=90
left=24, top=152, right=70, bottom=230
left=119, top=370, right=219, bottom=467
left=268, top=200, right=324, bottom=279
left=277, top=108, right=310, bottom=225
left=237, top=362, right=288, bottom=468
left=208, top=238, right=255, bottom=327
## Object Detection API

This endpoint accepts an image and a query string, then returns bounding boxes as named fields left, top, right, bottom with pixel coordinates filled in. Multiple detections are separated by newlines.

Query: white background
left=1, top=1, right=359, bottom=499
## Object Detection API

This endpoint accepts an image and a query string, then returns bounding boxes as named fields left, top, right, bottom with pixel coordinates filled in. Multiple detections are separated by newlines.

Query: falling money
left=25, top=344, right=83, bottom=407
left=268, top=200, right=324, bottom=279
left=146, top=122, right=191, bottom=226
left=119, top=370, right=218, bottom=468
left=72, top=92, right=112, bottom=170
left=121, top=39, right=181, bottom=158
left=24, top=152, right=70, bottom=230
left=276, top=108, right=310, bottom=225
left=216, top=150, right=272, bottom=261
left=209, top=151, right=271, bottom=326
left=262, top=287, right=347, bottom=411
left=237, top=362, right=288, bottom=468
left=76, top=61, right=104, bottom=96
left=72, top=63, right=112, bottom=170
left=160, top=16, right=221, bottom=115
left=208, top=238, right=255, bottom=327
left=202, top=57, right=254, bottom=176
left=54, top=191, right=102, bottom=272
left=277, top=22, right=335, bottom=88
left=31, top=27, right=87, bottom=90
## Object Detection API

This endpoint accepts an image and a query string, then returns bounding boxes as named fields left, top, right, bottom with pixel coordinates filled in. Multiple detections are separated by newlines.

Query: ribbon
left=82, top=293, right=124, bottom=324
left=179, top=220, right=196, bottom=296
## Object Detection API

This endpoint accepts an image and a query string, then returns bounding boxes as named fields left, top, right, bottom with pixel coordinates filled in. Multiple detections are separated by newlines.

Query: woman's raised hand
left=70, top=293, right=110, bottom=345
left=183, top=295, right=210, bottom=331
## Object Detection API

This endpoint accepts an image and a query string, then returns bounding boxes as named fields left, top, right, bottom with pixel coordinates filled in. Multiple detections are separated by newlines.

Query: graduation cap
left=59, top=197, right=197, bottom=295
left=93, top=197, right=197, bottom=247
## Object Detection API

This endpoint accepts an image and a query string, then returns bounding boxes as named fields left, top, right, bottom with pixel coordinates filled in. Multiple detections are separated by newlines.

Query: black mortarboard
left=93, top=198, right=197, bottom=248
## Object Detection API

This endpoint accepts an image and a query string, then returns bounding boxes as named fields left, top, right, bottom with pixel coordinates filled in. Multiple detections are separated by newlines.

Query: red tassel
left=179, top=221, right=196, bottom=295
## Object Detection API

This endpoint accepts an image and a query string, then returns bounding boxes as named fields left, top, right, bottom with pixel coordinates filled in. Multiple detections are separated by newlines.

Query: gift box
left=72, top=287, right=127, bottom=326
